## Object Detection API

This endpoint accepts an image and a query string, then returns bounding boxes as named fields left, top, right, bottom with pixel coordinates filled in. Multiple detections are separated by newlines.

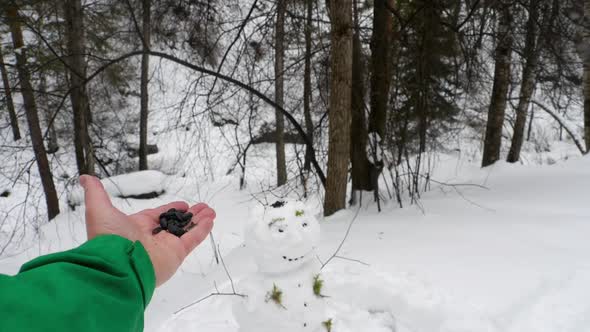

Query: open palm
left=80, top=175, right=215, bottom=286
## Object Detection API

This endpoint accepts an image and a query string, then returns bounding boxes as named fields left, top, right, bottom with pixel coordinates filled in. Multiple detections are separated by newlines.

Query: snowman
left=233, top=201, right=331, bottom=332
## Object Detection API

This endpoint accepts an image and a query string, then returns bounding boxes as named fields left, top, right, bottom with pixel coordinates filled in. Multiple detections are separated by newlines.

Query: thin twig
left=451, top=186, right=495, bottom=212
left=321, top=204, right=362, bottom=270
left=420, top=175, right=490, bottom=190
left=123, top=0, right=148, bottom=49
left=531, top=100, right=586, bottom=155
left=209, top=231, right=220, bottom=265
left=207, top=0, right=259, bottom=98
left=174, top=292, right=246, bottom=315
left=218, top=244, right=236, bottom=293
left=41, top=50, right=327, bottom=186
left=334, top=255, right=370, bottom=266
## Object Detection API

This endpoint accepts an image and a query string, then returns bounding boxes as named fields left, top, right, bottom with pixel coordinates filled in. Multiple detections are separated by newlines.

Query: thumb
left=80, top=175, right=113, bottom=211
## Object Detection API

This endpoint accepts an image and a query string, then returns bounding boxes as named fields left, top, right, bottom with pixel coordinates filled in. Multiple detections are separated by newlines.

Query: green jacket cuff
left=129, top=238, right=157, bottom=306
left=20, top=234, right=156, bottom=306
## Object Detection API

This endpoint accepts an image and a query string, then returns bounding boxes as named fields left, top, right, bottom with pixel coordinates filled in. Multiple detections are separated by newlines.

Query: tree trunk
left=507, top=0, right=540, bottom=163
left=369, top=0, right=394, bottom=141
left=64, top=0, right=94, bottom=175
left=324, top=0, right=352, bottom=216
left=274, top=0, right=287, bottom=186
left=482, top=4, right=513, bottom=167
left=416, top=7, right=430, bottom=155
left=39, top=72, right=59, bottom=154
left=303, top=0, right=314, bottom=174
left=302, top=0, right=315, bottom=197
left=451, top=0, right=463, bottom=28
left=367, top=0, right=394, bottom=199
left=585, top=0, right=590, bottom=151
left=0, top=43, right=21, bottom=141
left=7, top=5, right=60, bottom=221
left=139, top=0, right=151, bottom=170
left=527, top=103, right=535, bottom=141
left=350, top=0, right=372, bottom=198
left=34, top=13, right=59, bottom=154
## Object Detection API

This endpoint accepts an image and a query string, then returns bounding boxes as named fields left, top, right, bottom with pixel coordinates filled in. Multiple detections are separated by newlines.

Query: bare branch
left=531, top=100, right=586, bottom=155
left=321, top=203, right=362, bottom=270
left=42, top=49, right=328, bottom=185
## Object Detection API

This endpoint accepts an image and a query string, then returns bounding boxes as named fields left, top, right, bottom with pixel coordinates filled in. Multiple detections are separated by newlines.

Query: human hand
left=79, top=175, right=215, bottom=286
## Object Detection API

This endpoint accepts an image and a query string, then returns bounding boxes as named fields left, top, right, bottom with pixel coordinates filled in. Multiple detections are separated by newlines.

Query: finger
left=80, top=175, right=113, bottom=212
left=138, top=201, right=190, bottom=220
left=181, top=204, right=216, bottom=252
left=183, top=203, right=214, bottom=224
left=193, top=206, right=216, bottom=222
left=181, top=215, right=214, bottom=253
left=190, top=202, right=210, bottom=215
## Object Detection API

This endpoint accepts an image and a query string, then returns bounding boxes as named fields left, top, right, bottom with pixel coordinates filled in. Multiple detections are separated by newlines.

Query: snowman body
left=233, top=201, right=327, bottom=332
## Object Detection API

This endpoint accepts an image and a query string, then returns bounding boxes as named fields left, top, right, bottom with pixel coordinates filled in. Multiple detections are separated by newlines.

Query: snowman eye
left=278, top=228, right=284, bottom=233
left=302, top=223, right=308, bottom=227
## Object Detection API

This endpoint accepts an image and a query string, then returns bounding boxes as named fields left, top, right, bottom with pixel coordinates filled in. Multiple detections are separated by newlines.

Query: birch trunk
left=274, top=0, right=287, bottom=186
left=139, top=0, right=151, bottom=170
left=482, top=4, right=513, bottom=167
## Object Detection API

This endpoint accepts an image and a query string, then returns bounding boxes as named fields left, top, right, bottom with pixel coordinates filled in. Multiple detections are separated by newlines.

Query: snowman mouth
left=281, top=247, right=316, bottom=263
left=282, top=254, right=306, bottom=262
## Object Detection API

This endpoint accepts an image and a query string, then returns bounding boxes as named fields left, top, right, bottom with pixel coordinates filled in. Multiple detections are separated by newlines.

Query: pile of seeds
left=152, top=208, right=194, bottom=237
left=270, top=200, right=285, bottom=208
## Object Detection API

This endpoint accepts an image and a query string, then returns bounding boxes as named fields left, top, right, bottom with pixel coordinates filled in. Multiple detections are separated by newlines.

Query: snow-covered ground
left=1, top=23, right=587, bottom=330
left=1, top=2, right=587, bottom=328
left=1, top=150, right=589, bottom=332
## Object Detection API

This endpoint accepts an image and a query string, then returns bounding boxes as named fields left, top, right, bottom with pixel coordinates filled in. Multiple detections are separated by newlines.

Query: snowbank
left=68, top=170, right=168, bottom=206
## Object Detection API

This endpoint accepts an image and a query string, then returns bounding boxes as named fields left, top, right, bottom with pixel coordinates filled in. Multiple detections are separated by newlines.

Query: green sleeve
left=0, top=235, right=156, bottom=332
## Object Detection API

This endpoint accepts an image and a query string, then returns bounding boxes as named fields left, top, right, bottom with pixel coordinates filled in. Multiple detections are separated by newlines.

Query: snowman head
left=246, top=201, right=320, bottom=274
